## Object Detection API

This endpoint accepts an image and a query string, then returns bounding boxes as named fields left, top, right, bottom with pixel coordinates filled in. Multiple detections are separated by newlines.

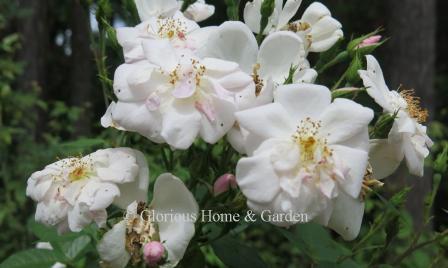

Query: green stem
left=331, top=71, right=347, bottom=90
left=317, top=51, right=349, bottom=74
left=392, top=229, right=448, bottom=265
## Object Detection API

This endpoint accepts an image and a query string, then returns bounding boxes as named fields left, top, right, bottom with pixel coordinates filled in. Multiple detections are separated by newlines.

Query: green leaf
left=61, top=235, right=91, bottom=261
left=278, top=223, right=351, bottom=263
left=27, top=220, right=59, bottom=242
left=0, top=249, right=61, bottom=268
left=212, top=235, right=267, bottom=268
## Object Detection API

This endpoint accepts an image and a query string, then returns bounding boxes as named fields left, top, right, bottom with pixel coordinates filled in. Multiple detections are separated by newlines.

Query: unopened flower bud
left=213, top=173, right=237, bottom=196
left=143, top=241, right=165, bottom=267
left=357, top=35, right=382, bottom=49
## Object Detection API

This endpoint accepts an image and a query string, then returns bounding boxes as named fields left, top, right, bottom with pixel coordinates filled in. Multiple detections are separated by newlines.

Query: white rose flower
left=26, top=148, right=149, bottom=233
left=235, top=83, right=373, bottom=240
left=102, top=40, right=254, bottom=149
left=359, top=55, right=433, bottom=178
left=135, top=0, right=214, bottom=23
left=244, top=1, right=343, bottom=52
left=97, top=173, right=198, bottom=268
left=116, top=11, right=215, bottom=63
left=199, top=21, right=317, bottom=153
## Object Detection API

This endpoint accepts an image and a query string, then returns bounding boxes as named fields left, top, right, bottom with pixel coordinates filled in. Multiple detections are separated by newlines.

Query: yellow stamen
left=399, top=86, right=428, bottom=123
left=252, top=63, right=264, bottom=96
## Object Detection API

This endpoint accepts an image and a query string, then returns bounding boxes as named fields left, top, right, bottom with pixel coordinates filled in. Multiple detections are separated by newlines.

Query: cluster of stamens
left=156, top=18, right=187, bottom=40
left=292, top=118, right=332, bottom=163
left=252, top=63, right=264, bottom=96
left=52, top=155, right=93, bottom=183
left=168, top=59, right=206, bottom=87
left=125, top=202, right=160, bottom=265
left=287, top=21, right=311, bottom=32
left=398, top=86, right=429, bottom=123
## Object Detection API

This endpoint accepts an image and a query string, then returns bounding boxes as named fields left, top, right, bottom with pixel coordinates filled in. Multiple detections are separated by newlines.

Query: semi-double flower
left=359, top=55, right=433, bottom=178
left=26, top=148, right=149, bottom=233
left=235, top=83, right=373, bottom=240
left=102, top=39, right=254, bottom=149
left=244, top=0, right=343, bottom=52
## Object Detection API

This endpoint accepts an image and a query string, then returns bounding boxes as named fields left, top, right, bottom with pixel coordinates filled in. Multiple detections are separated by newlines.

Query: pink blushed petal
left=195, top=100, right=216, bottom=122
left=145, top=94, right=161, bottom=111
left=172, top=78, right=196, bottom=99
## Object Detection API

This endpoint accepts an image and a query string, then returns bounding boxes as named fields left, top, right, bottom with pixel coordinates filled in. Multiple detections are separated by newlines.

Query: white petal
left=227, top=126, right=247, bottom=154
left=270, top=140, right=300, bottom=172
left=358, top=55, right=394, bottom=111
left=327, top=192, right=364, bottom=241
left=217, top=71, right=254, bottom=91
left=110, top=101, right=164, bottom=143
left=202, top=57, right=239, bottom=76
left=35, top=199, right=68, bottom=227
left=236, top=103, right=295, bottom=141
left=97, top=220, right=130, bottom=268
left=26, top=172, right=53, bottom=201
left=116, top=27, right=145, bottom=63
left=161, top=100, right=201, bottom=149
left=142, top=39, right=178, bottom=71
left=274, top=83, right=331, bottom=120
left=200, top=21, right=258, bottom=74
left=277, top=0, right=302, bottom=29
left=308, top=17, right=342, bottom=52
left=188, top=26, right=217, bottom=52
left=78, top=181, right=120, bottom=211
left=152, top=173, right=198, bottom=267
left=258, top=31, right=306, bottom=83
left=183, top=1, right=215, bottom=22
left=320, top=98, right=373, bottom=146
left=95, top=148, right=139, bottom=184
left=301, top=2, right=331, bottom=25
left=198, top=96, right=237, bottom=144
left=403, top=134, right=428, bottom=177
left=243, top=0, right=263, bottom=34
left=331, top=145, right=369, bottom=198
left=134, top=0, right=179, bottom=21
left=114, top=149, right=150, bottom=208
left=369, top=139, right=404, bottom=179
left=113, top=63, right=152, bottom=102
left=293, top=67, right=318, bottom=83
left=236, top=151, right=281, bottom=203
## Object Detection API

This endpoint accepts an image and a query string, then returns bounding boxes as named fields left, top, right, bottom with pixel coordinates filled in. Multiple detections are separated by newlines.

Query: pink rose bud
left=357, top=35, right=382, bottom=48
left=213, top=173, right=237, bottom=196
left=143, top=241, right=165, bottom=267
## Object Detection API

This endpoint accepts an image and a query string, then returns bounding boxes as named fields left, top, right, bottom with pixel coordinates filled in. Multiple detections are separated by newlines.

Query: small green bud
left=345, top=53, right=363, bottom=85
left=434, top=144, right=448, bottom=174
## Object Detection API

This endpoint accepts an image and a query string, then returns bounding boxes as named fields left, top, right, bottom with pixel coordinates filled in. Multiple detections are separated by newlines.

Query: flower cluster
left=26, top=0, right=433, bottom=267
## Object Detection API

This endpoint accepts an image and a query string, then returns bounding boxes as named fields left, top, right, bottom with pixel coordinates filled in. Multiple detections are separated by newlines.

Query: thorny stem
left=392, top=229, right=448, bottom=265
